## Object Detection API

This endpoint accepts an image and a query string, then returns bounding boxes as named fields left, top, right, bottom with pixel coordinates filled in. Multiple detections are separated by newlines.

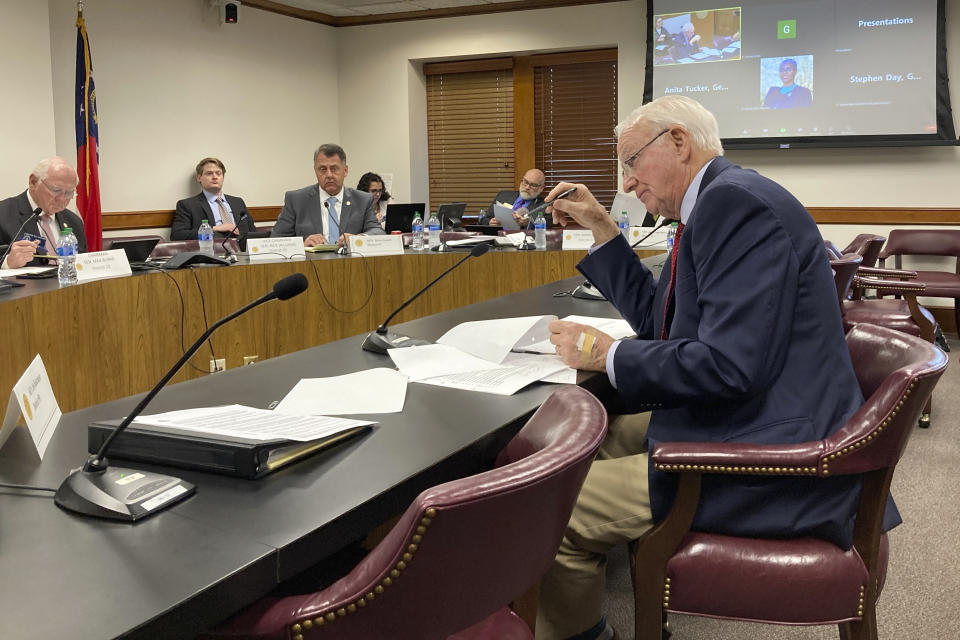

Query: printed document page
left=135, top=405, right=373, bottom=442
left=519, top=315, right=635, bottom=354
left=437, top=315, right=556, bottom=363
left=274, top=368, right=408, bottom=415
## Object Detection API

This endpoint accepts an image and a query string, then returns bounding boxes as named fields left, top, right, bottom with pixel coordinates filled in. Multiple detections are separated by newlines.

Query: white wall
left=0, top=0, right=57, bottom=197
left=44, top=0, right=339, bottom=211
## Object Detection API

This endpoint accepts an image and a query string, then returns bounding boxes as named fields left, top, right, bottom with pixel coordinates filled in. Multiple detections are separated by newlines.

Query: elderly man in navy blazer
left=271, top=143, right=383, bottom=248
left=0, top=157, right=87, bottom=268
left=171, top=157, right=256, bottom=240
left=533, top=96, right=898, bottom=640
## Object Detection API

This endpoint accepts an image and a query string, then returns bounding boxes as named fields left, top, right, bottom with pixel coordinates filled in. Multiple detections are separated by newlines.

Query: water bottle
left=618, top=210, right=630, bottom=241
left=666, top=221, right=678, bottom=250
left=427, top=212, right=441, bottom=249
left=411, top=212, right=424, bottom=250
left=57, top=226, right=78, bottom=286
left=534, top=211, right=547, bottom=250
left=198, top=219, right=214, bottom=256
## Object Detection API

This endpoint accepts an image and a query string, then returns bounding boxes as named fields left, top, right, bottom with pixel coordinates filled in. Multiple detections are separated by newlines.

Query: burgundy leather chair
left=151, top=238, right=240, bottom=257
left=629, top=323, right=947, bottom=640
left=202, top=386, right=608, bottom=640
left=879, top=229, right=960, bottom=337
left=829, top=246, right=938, bottom=427
left=841, top=234, right=886, bottom=269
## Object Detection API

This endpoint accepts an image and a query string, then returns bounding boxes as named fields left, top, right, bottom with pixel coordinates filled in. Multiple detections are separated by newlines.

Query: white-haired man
left=0, top=157, right=86, bottom=268
left=534, top=96, right=896, bottom=639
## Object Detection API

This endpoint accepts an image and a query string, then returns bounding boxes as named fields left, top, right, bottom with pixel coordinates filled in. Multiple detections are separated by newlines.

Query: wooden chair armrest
left=854, top=276, right=926, bottom=296
left=857, top=266, right=917, bottom=279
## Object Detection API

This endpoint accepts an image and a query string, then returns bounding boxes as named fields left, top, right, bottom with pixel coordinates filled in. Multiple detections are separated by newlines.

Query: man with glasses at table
left=0, top=157, right=87, bottom=269
left=533, top=95, right=886, bottom=640
left=479, top=168, right=550, bottom=227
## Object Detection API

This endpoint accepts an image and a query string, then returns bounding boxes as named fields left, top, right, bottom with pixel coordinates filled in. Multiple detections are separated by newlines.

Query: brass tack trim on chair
left=857, top=584, right=865, bottom=616
left=654, top=462, right=818, bottom=476
left=292, top=507, right=438, bottom=635
left=663, top=577, right=671, bottom=608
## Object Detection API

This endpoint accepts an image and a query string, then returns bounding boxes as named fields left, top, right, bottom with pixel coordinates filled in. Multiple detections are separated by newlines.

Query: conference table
left=0, top=245, right=655, bottom=639
left=0, top=243, right=656, bottom=413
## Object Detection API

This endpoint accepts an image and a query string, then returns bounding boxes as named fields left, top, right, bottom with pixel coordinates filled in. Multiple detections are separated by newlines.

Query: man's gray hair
left=314, top=143, right=347, bottom=164
left=31, top=157, right=79, bottom=183
left=615, top=96, right=724, bottom=156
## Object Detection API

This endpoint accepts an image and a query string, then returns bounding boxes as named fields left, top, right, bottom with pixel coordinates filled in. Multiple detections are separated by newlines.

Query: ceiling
left=241, top=0, right=622, bottom=26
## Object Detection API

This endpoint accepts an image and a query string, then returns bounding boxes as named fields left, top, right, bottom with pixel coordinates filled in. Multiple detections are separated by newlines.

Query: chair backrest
left=823, top=324, right=947, bottom=476
left=842, top=234, right=886, bottom=268
left=879, top=229, right=960, bottom=260
left=266, top=386, right=607, bottom=640
left=151, top=238, right=239, bottom=257
left=829, top=252, right=862, bottom=305
left=102, top=234, right=163, bottom=251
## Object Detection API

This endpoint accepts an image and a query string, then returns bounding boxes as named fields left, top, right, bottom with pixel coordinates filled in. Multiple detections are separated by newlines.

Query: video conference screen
left=645, top=0, right=957, bottom=148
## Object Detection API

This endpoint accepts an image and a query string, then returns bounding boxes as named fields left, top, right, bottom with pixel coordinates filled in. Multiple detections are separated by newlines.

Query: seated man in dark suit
left=170, top=157, right=256, bottom=240
left=0, top=157, right=87, bottom=268
left=533, top=96, right=895, bottom=640
left=271, top=143, right=383, bottom=247
left=478, top=168, right=550, bottom=227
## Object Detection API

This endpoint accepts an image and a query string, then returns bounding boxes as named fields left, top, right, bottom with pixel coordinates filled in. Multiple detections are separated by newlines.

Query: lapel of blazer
left=197, top=193, right=215, bottom=223
left=338, top=188, right=354, bottom=230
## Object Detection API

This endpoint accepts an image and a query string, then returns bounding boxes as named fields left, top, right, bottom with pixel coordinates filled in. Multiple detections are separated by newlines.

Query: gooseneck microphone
left=0, top=208, right=43, bottom=268
left=221, top=209, right=250, bottom=259
left=54, top=273, right=309, bottom=521
left=362, top=243, right=490, bottom=354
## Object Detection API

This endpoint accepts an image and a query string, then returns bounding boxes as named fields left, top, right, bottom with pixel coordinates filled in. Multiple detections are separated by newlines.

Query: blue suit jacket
left=578, top=157, right=899, bottom=548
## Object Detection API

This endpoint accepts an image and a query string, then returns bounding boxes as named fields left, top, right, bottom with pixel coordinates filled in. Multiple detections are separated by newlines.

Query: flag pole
left=78, top=1, right=83, bottom=18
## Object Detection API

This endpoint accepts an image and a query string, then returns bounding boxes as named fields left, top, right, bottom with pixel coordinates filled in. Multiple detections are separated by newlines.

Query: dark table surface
left=0, top=275, right=623, bottom=640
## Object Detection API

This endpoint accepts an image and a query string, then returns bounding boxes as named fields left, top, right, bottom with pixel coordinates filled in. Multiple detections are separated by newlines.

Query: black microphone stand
left=517, top=212, right=536, bottom=251
left=0, top=209, right=42, bottom=271
left=362, top=244, right=490, bottom=354
left=54, top=275, right=307, bottom=521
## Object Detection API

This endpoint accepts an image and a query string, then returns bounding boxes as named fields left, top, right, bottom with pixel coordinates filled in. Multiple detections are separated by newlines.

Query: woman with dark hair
left=357, top=172, right=391, bottom=229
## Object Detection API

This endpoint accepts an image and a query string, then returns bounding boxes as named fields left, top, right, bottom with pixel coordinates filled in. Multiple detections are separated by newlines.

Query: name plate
left=629, top=225, right=670, bottom=248
left=347, top=234, right=405, bottom=256
left=1, top=354, right=62, bottom=458
left=247, top=237, right=306, bottom=261
left=75, top=249, right=132, bottom=282
left=561, top=229, right=595, bottom=250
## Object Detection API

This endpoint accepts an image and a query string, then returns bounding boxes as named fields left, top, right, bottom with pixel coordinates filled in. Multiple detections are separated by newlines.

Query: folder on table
left=87, top=420, right=371, bottom=479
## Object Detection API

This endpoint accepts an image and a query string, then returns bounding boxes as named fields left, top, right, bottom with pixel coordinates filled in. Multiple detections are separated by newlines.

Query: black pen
left=525, top=186, right=577, bottom=218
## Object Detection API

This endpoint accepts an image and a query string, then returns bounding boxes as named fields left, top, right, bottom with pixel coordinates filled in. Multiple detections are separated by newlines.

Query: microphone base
left=55, top=464, right=195, bottom=522
left=362, top=330, right=433, bottom=355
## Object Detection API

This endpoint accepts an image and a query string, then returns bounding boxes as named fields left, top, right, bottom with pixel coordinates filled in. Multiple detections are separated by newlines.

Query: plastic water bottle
left=57, top=226, right=78, bottom=286
left=411, top=212, right=424, bottom=250
left=427, top=212, right=441, bottom=249
left=534, top=211, right=547, bottom=250
left=198, top=219, right=214, bottom=256
left=618, top=210, right=630, bottom=241
left=666, top=221, right=678, bottom=250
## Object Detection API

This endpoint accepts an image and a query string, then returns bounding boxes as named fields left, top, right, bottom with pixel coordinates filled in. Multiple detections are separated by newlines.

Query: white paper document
left=389, top=317, right=571, bottom=395
left=0, top=266, right=54, bottom=278
left=519, top=315, right=636, bottom=354
left=134, top=405, right=373, bottom=442
left=273, top=368, right=408, bottom=415
left=437, top=315, right=556, bottom=363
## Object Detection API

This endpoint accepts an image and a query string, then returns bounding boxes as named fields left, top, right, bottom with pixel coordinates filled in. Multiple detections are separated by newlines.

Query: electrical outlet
left=210, top=358, right=226, bottom=373
left=243, top=355, right=259, bottom=366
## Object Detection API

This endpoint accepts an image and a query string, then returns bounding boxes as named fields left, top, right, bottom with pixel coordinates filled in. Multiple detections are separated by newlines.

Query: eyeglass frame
left=620, top=128, right=670, bottom=174
left=40, top=177, right=77, bottom=200
left=520, top=177, right=543, bottom=190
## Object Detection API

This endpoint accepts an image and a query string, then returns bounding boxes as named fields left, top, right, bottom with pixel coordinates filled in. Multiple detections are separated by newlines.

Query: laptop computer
left=385, top=203, right=426, bottom=233
left=110, top=238, right=161, bottom=268
left=437, top=202, right=467, bottom=229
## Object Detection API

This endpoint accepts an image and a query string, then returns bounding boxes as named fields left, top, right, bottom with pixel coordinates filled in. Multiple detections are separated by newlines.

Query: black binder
left=87, top=420, right=371, bottom=479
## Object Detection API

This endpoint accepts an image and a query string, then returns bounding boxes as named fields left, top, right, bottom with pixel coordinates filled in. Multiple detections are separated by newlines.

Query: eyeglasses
left=40, top=178, right=76, bottom=199
left=520, top=178, right=543, bottom=190
left=621, top=129, right=669, bottom=173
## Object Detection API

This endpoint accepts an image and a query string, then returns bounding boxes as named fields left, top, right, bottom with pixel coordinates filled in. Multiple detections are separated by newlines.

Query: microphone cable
left=306, top=247, right=375, bottom=314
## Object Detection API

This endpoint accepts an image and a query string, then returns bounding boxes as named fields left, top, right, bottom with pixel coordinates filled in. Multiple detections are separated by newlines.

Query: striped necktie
left=660, top=222, right=685, bottom=340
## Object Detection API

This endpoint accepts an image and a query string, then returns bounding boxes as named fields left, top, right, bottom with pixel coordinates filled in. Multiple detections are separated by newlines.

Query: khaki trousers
left=535, top=413, right=654, bottom=640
